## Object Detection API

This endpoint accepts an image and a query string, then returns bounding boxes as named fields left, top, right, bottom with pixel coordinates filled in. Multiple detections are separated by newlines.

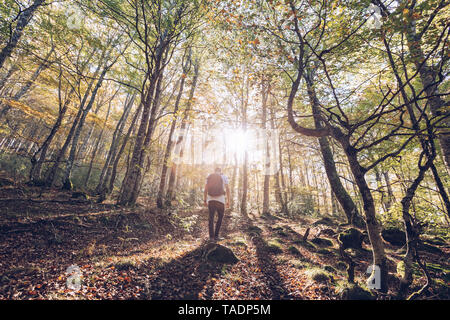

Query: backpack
left=206, top=173, right=225, bottom=197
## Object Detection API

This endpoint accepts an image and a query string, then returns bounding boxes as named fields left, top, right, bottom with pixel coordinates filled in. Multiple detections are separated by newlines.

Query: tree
left=0, top=0, right=45, bottom=69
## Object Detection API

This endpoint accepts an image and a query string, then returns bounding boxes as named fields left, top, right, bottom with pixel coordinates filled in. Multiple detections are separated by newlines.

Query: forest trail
left=0, top=186, right=345, bottom=299
left=0, top=185, right=449, bottom=300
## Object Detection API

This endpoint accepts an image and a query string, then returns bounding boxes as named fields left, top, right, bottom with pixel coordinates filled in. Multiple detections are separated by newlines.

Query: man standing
left=204, top=167, right=230, bottom=241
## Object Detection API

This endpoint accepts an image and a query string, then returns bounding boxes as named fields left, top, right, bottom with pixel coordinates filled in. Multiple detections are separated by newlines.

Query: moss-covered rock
left=311, top=237, right=334, bottom=247
left=340, top=284, right=375, bottom=300
left=306, top=268, right=331, bottom=283
left=381, top=227, right=406, bottom=246
left=338, top=228, right=364, bottom=250
left=204, top=243, right=239, bottom=264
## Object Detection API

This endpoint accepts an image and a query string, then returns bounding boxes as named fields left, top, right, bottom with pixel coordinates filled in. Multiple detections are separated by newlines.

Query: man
left=204, top=167, right=230, bottom=241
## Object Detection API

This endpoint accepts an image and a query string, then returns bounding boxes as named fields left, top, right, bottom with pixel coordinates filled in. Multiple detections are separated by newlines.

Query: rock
left=338, top=228, right=364, bottom=250
left=381, top=227, right=406, bottom=246
left=204, top=243, right=238, bottom=264
left=340, top=284, right=375, bottom=300
left=311, top=237, right=334, bottom=247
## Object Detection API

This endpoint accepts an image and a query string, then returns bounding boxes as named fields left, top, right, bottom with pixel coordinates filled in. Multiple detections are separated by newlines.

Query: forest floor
left=0, top=185, right=449, bottom=300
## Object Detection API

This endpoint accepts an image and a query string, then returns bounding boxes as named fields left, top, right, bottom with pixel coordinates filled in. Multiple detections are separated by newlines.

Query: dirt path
left=0, top=187, right=448, bottom=300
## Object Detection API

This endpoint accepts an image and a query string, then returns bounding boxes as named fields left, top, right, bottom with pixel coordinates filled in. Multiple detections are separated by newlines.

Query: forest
left=0, top=0, right=448, bottom=301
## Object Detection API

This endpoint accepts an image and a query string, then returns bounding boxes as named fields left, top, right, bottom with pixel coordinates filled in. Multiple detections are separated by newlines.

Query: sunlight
left=172, top=124, right=280, bottom=175
left=223, top=128, right=252, bottom=160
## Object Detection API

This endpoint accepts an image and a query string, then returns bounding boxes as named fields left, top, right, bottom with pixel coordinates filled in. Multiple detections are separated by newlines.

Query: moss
left=205, top=243, right=239, bottom=264
left=397, top=261, right=406, bottom=279
left=306, top=268, right=331, bottom=283
left=266, top=239, right=283, bottom=254
left=339, top=284, right=375, bottom=300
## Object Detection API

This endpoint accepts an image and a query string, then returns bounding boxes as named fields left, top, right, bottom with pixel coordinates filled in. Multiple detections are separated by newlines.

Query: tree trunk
left=261, top=78, right=270, bottom=215
left=383, top=170, right=394, bottom=212
left=107, top=103, right=142, bottom=196
left=62, top=64, right=109, bottom=188
left=165, top=59, right=199, bottom=206
left=346, top=149, right=388, bottom=293
left=240, top=75, right=249, bottom=217
left=405, top=19, right=450, bottom=169
left=118, top=38, right=167, bottom=206
left=96, top=92, right=135, bottom=193
left=84, top=98, right=113, bottom=186
left=0, top=0, right=44, bottom=69
left=304, top=71, right=362, bottom=226
left=156, top=58, right=189, bottom=208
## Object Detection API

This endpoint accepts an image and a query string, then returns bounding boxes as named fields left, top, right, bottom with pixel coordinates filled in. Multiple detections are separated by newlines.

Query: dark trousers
left=208, top=200, right=225, bottom=239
